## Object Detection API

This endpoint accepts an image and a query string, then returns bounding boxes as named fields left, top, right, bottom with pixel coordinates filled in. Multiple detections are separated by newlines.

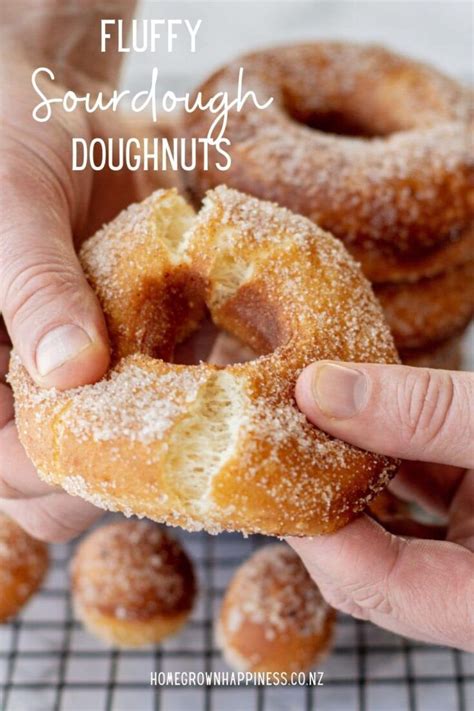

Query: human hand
left=0, top=1, right=139, bottom=541
left=288, top=361, right=474, bottom=651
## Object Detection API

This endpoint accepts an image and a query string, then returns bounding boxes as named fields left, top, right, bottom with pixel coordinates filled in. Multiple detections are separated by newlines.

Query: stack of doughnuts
left=184, top=42, right=474, bottom=368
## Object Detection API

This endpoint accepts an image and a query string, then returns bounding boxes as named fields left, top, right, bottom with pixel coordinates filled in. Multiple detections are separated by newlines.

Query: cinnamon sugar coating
left=375, top=260, right=474, bottom=349
left=0, top=514, right=49, bottom=621
left=184, top=42, right=473, bottom=259
left=9, top=187, right=399, bottom=537
left=71, top=521, right=196, bottom=620
left=218, top=544, right=334, bottom=672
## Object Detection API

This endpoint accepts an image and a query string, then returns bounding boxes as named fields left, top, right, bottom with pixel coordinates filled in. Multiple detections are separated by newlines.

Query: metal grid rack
left=0, top=527, right=472, bottom=711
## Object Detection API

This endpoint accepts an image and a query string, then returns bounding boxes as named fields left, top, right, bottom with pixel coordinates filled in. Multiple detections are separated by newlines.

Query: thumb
left=0, top=169, right=109, bottom=389
left=295, top=361, right=473, bottom=468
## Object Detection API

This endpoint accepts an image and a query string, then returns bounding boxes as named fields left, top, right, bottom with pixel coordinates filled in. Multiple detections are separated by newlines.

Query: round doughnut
left=185, top=42, right=473, bottom=253
left=10, top=186, right=399, bottom=537
left=400, top=334, right=464, bottom=370
left=217, top=544, right=335, bottom=673
left=376, top=260, right=474, bottom=350
left=348, top=225, right=474, bottom=285
left=71, top=520, right=196, bottom=647
left=0, top=513, right=49, bottom=622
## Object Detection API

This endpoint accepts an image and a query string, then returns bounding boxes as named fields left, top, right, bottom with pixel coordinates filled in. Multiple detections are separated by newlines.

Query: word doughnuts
left=184, top=42, right=473, bottom=258
left=10, top=187, right=398, bottom=537
left=218, top=545, right=334, bottom=673
left=71, top=521, right=196, bottom=647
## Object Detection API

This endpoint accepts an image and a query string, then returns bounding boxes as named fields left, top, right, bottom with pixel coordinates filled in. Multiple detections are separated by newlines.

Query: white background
left=122, top=0, right=473, bottom=93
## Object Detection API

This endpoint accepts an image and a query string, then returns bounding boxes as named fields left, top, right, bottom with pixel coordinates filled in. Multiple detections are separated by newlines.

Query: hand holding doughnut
left=290, top=361, right=474, bottom=650
left=10, top=187, right=399, bottom=537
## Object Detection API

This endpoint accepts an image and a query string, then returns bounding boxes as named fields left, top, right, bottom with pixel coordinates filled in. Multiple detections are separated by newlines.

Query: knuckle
left=2, top=256, right=83, bottom=331
left=399, top=369, right=455, bottom=449
left=316, top=582, right=374, bottom=621
left=0, top=481, right=23, bottom=499
left=342, top=580, right=393, bottom=616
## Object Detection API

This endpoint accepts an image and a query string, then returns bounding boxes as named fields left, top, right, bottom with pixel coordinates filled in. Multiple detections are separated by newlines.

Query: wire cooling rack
left=0, top=526, right=472, bottom=711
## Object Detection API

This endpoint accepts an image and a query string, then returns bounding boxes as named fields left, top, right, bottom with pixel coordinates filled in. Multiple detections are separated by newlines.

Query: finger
left=447, top=469, right=474, bottom=549
left=295, top=362, right=473, bottom=468
left=0, top=414, right=53, bottom=498
left=0, top=492, right=102, bottom=543
left=0, top=163, right=110, bottom=389
left=1, top=327, right=54, bottom=498
left=379, top=518, right=447, bottom=540
left=287, top=516, right=474, bottom=651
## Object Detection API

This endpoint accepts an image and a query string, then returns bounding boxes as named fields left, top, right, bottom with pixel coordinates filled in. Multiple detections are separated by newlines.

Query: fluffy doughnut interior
left=162, top=371, right=244, bottom=508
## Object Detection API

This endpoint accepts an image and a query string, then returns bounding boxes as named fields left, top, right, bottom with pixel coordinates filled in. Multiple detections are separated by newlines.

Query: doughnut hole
left=283, top=105, right=388, bottom=138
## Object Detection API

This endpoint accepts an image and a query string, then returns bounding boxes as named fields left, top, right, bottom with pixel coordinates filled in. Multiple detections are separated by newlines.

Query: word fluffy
left=101, top=19, right=202, bottom=53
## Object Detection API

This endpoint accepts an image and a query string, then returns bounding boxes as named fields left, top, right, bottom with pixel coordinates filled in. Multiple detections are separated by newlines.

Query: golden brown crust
left=218, top=545, right=335, bottom=673
left=0, top=514, right=49, bottom=622
left=10, top=187, right=399, bottom=537
left=376, top=260, right=474, bottom=349
left=348, top=224, right=474, bottom=284
left=71, top=521, right=195, bottom=646
left=74, top=603, right=191, bottom=648
left=184, top=42, right=473, bottom=253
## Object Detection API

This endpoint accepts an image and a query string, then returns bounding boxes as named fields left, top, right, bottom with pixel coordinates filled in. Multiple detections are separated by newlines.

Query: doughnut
left=9, top=186, right=399, bottom=537
left=0, top=513, right=49, bottom=622
left=217, top=544, right=335, bottom=673
left=400, top=334, right=464, bottom=370
left=71, top=520, right=196, bottom=647
left=375, top=260, right=474, bottom=350
left=348, top=225, right=474, bottom=285
left=185, top=42, right=473, bottom=255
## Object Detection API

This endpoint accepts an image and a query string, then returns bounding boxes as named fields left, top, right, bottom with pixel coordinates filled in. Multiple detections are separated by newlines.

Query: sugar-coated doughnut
left=348, top=225, right=474, bottom=285
left=0, top=514, right=49, bottom=622
left=10, top=186, right=399, bottom=537
left=71, top=521, right=196, bottom=648
left=375, top=260, right=474, bottom=350
left=185, top=42, right=473, bottom=258
left=217, top=544, right=335, bottom=673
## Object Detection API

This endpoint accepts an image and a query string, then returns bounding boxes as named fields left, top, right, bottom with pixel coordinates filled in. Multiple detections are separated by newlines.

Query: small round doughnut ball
left=71, top=520, right=196, bottom=648
left=0, top=514, right=49, bottom=622
left=217, top=545, right=334, bottom=673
